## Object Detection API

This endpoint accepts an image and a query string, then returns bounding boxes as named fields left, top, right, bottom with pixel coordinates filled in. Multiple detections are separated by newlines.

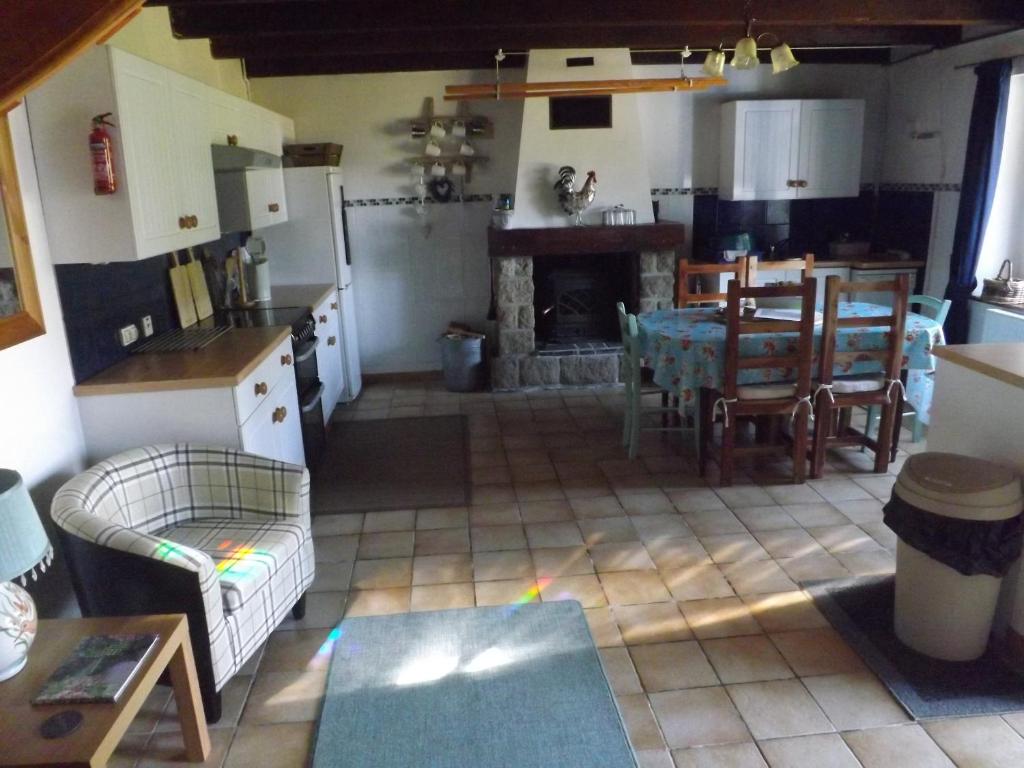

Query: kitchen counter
left=817, top=258, right=925, bottom=270
left=933, top=343, right=1024, bottom=391
left=267, top=283, right=335, bottom=311
left=74, top=326, right=291, bottom=396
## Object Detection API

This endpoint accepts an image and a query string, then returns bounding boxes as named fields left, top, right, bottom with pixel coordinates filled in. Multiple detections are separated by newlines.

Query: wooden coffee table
left=0, top=614, right=209, bottom=767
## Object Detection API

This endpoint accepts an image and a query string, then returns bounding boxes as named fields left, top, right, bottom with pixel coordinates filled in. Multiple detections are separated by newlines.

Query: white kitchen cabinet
left=76, top=335, right=306, bottom=466
left=720, top=99, right=864, bottom=201
left=208, top=89, right=294, bottom=155
left=167, top=72, right=222, bottom=245
left=215, top=167, right=289, bottom=232
left=968, top=301, right=1024, bottom=343
left=848, top=267, right=919, bottom=306
left=314, top=292, right=344, bottom=425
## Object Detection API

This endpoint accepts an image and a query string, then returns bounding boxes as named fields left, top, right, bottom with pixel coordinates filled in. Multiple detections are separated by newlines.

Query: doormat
left=311, top=602, right=637, bottom=768
left=312, top=415, right=470, bottom=514
left=808, top=576, right=1024, bottom=719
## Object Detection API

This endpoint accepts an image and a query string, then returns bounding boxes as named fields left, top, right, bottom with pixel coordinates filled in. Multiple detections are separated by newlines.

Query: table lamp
left=0, top=469, right=52, bottom=681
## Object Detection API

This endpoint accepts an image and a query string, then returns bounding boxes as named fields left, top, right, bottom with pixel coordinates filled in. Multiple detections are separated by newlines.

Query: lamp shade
left=0, top=470, right=52, bottom=584
left=771, top=43, right=800, bottom=74
left=702, top=49, right=726, bottom=77
left=731, top=37, right=759, bottom=70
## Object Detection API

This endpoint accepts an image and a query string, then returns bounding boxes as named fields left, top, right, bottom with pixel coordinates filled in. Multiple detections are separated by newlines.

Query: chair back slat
left=723, top=278, right=817, bottom=400
left=746, top=254, right=814, bottom=287
left=818, top=275, right=910, bottom=386
left=677, top=257, right=748, bottom=307
left=910, top=294, right=952, bottom=325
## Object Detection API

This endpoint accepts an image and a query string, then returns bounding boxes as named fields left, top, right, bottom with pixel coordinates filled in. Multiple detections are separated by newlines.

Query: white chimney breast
left=510, top=49, right=655, bottom=229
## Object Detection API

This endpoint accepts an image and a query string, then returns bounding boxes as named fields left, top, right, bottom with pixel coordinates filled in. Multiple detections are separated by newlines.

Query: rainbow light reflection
left=515, top=577, right=552, bottom=605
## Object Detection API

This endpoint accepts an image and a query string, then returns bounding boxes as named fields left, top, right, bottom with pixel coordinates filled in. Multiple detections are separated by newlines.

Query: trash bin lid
left=894, top=452, right=1022, bottom=521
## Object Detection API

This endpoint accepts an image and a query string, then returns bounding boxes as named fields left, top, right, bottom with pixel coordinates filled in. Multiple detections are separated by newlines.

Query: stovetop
left=214, top=306, right=312, bottom=335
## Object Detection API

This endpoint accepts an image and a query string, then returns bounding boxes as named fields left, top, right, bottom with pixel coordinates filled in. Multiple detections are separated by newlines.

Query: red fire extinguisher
left=89, top=113, right=117, bottom=195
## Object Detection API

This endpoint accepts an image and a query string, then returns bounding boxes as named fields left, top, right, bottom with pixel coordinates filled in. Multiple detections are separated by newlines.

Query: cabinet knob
left=227, top=134, right=239, bottom=146
left=254, top=381, right=268, bottom=396
left=179, top=216, right=187, bottom=229
left=798, top=180, right=809, bottom=188
left=281, top=353, right=293, bottom=366
left=268, top=203, right=280, bottom=213
left=272, top=406, right=288, bottom=424
left=327, top=335, right=337, bottom=346
left=319, top=314, right=328, bottom=324
left=786, top=179, right=797, bottom=188
left=330, top=302, right=338, bottom=310
left=190, top=215, right=199, bottom=227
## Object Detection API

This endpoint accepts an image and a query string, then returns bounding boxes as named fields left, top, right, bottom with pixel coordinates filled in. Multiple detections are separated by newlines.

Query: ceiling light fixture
left=702, top=44, right=726, bottom=78
left=729, top=1, right=799, bottom=75
left=731, top=19, right=760, bottom=70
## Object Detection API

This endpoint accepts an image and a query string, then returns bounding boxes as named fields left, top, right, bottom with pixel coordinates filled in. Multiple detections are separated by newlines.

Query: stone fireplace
left=489, top=223, right=684, bottom=390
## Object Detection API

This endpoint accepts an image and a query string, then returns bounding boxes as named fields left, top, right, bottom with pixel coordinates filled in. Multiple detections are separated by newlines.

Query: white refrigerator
left=263, top=166, right=362, bottom=402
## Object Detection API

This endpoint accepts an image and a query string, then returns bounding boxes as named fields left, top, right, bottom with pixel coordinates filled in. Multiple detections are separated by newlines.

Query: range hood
left=212, top=144, right=281, bottom=171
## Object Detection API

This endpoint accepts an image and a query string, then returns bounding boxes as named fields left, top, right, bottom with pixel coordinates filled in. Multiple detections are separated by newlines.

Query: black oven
left=217, top=307, right=326, bottom=466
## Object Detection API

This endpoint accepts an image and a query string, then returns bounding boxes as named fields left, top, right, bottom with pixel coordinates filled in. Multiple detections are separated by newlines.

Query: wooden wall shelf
left=488, top=222, right=687, bottom=258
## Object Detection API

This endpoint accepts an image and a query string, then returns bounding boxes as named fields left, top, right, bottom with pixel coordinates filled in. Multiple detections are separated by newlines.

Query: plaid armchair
left=51, top=445, right=315, bottom=722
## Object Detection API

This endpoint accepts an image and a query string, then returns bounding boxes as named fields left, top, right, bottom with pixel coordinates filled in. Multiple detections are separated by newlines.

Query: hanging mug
left=459, top=141, right=475, bottom=157
left=430, top=120, right=446, bottom=139
left=430, top=161, right=446, bottom=178
left=452, top=119, right=467, bottom=138
left=451, top=160, right=467, bottom=177
left=414, top=181, right=428, bottom=198
left=424, top=140, right=442, bottom=157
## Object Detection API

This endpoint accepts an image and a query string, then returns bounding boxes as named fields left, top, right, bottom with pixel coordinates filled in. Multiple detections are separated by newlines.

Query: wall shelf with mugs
left=407, top=155, right=489, bottom=184
left=404, top=103, right=493, bottom=209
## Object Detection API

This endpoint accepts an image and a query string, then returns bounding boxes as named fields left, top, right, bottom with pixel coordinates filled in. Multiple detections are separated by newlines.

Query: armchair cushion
left=159, top=518, right=312, bottom=614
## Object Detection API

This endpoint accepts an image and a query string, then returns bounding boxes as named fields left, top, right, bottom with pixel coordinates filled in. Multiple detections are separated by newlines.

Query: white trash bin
left=888, top=452, right=1023, bottom=661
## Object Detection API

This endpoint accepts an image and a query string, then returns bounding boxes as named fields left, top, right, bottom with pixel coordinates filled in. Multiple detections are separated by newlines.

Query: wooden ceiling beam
left=209, top=25, right=960, bottom=59
left=164, top=0, right=1024, bottom=39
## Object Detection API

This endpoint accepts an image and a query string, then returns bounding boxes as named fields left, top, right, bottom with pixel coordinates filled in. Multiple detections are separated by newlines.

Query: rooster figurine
left=554, top=165, right=597, bottom=225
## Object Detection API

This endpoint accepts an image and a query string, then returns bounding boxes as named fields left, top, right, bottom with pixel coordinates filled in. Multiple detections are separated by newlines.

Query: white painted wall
left=252, top=60, right=889, bottom=373
left=881, top=29, right=1024, bottom=299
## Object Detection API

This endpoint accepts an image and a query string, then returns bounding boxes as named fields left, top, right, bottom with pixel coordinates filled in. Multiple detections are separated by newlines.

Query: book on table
left=32, top=634, right=159, bottom=705
left=754, top=308, right=824, bottom=324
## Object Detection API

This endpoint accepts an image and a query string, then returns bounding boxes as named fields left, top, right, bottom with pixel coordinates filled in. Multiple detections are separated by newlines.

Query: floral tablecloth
left=637, top=303, right=946, bottom=405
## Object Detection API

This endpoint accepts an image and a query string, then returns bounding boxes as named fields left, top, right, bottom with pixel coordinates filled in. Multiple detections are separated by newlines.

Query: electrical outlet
left=141, top=315, right=154, bottom=337
left=119, top=324, right=139, bottom=347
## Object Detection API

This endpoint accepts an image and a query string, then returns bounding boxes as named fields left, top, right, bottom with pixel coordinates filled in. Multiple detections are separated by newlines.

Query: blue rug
left=312, top=601, right=637, bottom=768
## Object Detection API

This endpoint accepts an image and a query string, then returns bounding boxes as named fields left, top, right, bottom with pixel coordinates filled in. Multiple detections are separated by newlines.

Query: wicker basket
left=981, top=259, right=1024, bottom=305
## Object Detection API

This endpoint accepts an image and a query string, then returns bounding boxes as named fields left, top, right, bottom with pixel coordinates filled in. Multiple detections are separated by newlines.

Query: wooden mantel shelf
left=488, top=222, right=686, bottom=258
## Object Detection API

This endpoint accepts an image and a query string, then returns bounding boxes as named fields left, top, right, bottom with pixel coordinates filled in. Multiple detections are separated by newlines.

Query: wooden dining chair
left=809, top=274, right=910, bottom=478
left=745, top=254, right=814, bottom=286
left=864, top=294, right=951, bottom=446
left=617, top=302, right=686, bottom=459
left=698, top=278, right=818, bottom=486
left=676, top=257, right=748, bottom=307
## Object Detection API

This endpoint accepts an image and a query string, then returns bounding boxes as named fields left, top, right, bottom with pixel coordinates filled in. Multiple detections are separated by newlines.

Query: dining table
left=636, top=302, right=947, bottom=407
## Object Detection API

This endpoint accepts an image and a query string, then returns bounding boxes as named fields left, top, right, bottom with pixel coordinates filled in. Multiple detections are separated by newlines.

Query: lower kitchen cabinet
left=76, top=335, right=306, bottom=466
left=314, top=291, right=344, bottom=425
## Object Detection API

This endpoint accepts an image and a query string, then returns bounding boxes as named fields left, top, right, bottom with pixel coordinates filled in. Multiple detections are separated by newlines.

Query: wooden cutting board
left=186, top=248, right=213, bottom=320
left=169, top=251, right=198, bottom=328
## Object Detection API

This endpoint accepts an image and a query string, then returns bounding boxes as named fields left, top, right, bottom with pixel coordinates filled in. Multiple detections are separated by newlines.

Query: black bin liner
left=884, top=492, right=1023, bottom=577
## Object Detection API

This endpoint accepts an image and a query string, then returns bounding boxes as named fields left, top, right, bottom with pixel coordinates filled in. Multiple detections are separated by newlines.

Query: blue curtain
left=944, top=59, right=1013, bottom=344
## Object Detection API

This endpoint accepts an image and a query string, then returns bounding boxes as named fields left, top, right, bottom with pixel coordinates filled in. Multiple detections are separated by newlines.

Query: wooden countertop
left=268, top=283, right=335, bottom=311
left=934, top=343, right=1024, bottom=391
left=816, top=259, right=925, bottom=269
left=74, top=326, right=291, bottom=396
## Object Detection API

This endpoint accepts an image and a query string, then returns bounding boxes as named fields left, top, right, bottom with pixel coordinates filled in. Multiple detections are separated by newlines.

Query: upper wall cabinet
left=25, top=46, right=293, bottom=264
left=719, top=99, right=865, bottom=201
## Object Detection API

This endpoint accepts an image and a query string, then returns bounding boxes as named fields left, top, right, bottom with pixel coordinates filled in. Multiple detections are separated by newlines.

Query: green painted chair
left=866, top=294, right=950, bottom=444
left=617, top=302, right=685, bottom=459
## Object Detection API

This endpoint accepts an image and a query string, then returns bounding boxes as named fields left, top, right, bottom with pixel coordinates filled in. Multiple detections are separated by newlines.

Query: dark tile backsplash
left=692, top=190, right=933, bottom=264
left=56, top=233, right=245, bottom=383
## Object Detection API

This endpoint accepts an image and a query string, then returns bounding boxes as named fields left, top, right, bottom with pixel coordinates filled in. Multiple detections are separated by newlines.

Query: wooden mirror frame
left=0, top=113, right=45, bottom=350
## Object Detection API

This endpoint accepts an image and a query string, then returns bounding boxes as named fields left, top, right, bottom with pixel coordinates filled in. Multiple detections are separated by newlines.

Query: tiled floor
left=115, top=381, right=1024, bottom=767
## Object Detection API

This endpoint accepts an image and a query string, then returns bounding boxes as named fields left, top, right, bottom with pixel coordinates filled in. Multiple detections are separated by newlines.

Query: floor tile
left=357, top=531, right=415, bottom=559
left=470, top=524, right=527, bottom=551
left=679, top=598, right=763, bottom=640
left=834, top=549, right=895, bottom=576
left=411, top=553, right=473, bottom=585
left=514, top=481, right=565, bottom=502
left=662, top=565, right=736, bottom=601
left=781, top=504, right=850, bottom=528
left=591, top=541, right=657, bottom=572
left=362, top=509, right=416, bottom=532
left=136, top=728, right=234, bottom=768
left=649, top=687, right=750, bottom=749
left=313, top=535, right=359, bottom=563
left=669, top=489, right=730, bottom=513
left=579, top=516, right=639, bottom=545
left=541, top=574, right=608, bottom=607
left=801, top=672, right=909, bottom=730
left=763, top=484, right=826, bottom=506
left=277, top=591, right=346, bottom=630
left=311, top=514, right=363, bottom=537
left=343, top=587, right=410, bottom=616
left=474, top=578, right=537, bottom=606
left=701, top=635, right=794, bottom=684
left=632, top=514, right=694, bottom=541
left=732, top=506, right=801, bottom=532
left=599, top=646, right=643, bottom=695
left=777, top=554, right=850, bottom=582
left=531, top=545, right=594, bottom=577
left=585, top=606, right=624, bottom=647
left=646, top=538, right=713, bottom=570
left=571, top=496, right=627, bottom=519
left=240, top=669, right=327, bottom=724
left=618, top=693, right=668, bottom=750
left=720, top=561, right=797, bottom=595
left=925, top=716, right=1024, bottom=767
left=629, top=641, right=719, bottom=692
left=716, top=486, right=775, bottom=509
left=684, top=510, right=748, bottom=536
left=832, top=498, right=885, bottom=525
left=634, top=748, right=675, bottom=768
left=224, top=722, right=315, bottom=768
left=472, top=484, right=517, bottom=504
left=672, top=743, right=767, bottom=768
left=472, top=549, right=535, bottom=581
left=309, top=561, right=354, bottom=593
left=415, top=507, right=469, bottom=530
left=261, top=629, right=336, bottom=673
left=807, top=525, right=879, bottom=554
left=769, top=628, right=866, bottom=677
left=619, top=492, right=677, bottom=516
left=741, top=592, right=829, bottom=633
left=600, top=570, right=673, bottom=605
left=613, top=602, right=693, bottom=645
left=807, top=480, right=873, bottom=504
left=351, top=557, right=412, bottom=589
left=701, top=534, right=772, bottom=564
left=414, top=527, right=471, bottom=555
left=842, top=724, right=954, bottom=768
left=518, top=499, right=574, bottom=522
left=752, top=530, right=826, bottom=560
left=469, top=503, right=522, bottom=527
left=758, top=733, right=860, bottom=768
left=525, top=521, right=585, bottom=548
left=410, top=582, right=476, bottom=612
left=726, top=680, right=834, bottom=740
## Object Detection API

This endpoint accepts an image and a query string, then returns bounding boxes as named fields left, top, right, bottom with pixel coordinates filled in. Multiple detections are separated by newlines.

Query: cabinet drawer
left=234, top=335, right=294, bottom=425
left=238, top=374, right=305, bottom=465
